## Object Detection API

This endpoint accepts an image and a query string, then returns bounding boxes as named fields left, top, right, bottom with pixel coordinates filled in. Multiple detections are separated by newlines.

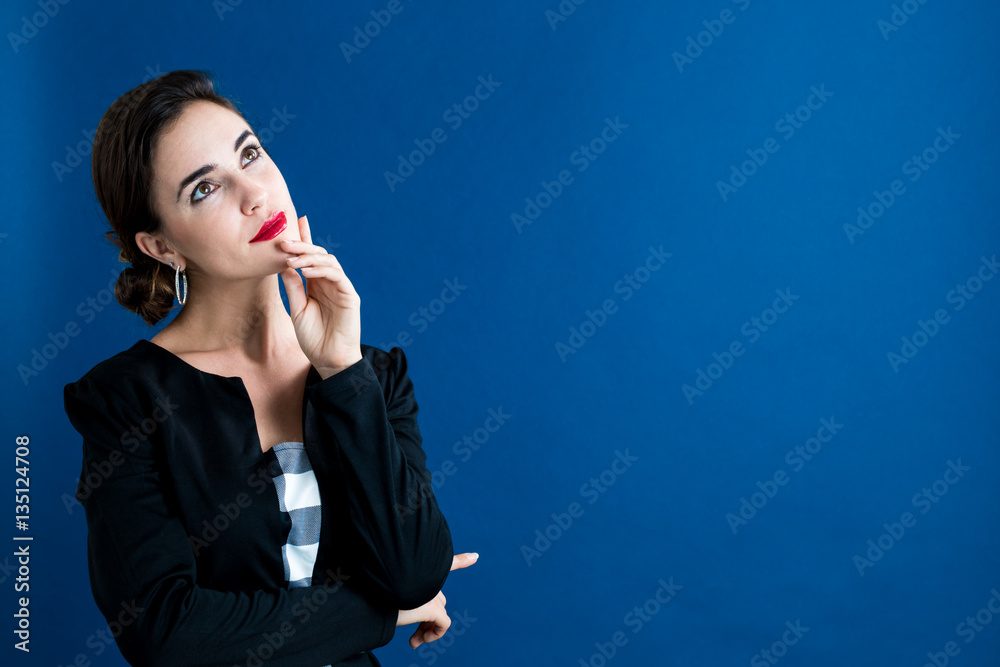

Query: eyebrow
left=175, top=129, right=256, bottom=202
left=232, top=129, right=256, bottom=154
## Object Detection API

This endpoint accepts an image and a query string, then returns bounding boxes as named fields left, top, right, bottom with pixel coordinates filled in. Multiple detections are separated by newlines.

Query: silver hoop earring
left=171, top=262, right=188, bottom=306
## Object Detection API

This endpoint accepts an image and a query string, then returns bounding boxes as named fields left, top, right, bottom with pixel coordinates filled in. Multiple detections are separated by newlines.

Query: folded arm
left=304, top=346, right=454, bottom=610
left=66, top=376, right=396, bottom=667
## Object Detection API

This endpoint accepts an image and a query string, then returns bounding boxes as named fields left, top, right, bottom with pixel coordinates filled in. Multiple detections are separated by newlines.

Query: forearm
left=83, top=475, right=397, bottom=666
left=305, top=354, right=453, bottom=609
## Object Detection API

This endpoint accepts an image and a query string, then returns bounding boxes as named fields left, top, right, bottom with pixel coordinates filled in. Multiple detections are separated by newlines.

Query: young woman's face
left=147, top=100, right=299, bottom=279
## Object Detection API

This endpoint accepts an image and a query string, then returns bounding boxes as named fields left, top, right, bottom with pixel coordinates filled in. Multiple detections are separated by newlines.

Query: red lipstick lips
left=249, top=211, right=287, bottom=243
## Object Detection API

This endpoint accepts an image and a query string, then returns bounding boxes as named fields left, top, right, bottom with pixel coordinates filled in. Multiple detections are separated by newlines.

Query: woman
left=63, top=69, right=476, bottom=666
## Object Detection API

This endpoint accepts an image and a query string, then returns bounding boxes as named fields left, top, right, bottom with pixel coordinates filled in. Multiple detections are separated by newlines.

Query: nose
left=241, top=174, right=268, bottom=217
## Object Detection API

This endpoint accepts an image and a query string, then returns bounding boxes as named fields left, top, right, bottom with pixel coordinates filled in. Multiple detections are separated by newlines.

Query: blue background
left=2, top=0, right=999, bottom=665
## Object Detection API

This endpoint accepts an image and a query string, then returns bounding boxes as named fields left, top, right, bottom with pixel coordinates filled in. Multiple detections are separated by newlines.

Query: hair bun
left=115, top=263, right=175, bottom=326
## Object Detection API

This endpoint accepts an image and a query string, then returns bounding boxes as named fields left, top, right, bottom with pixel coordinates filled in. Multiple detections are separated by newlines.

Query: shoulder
left=63, top=340, right=176, bottom=418
left=65, top=339, right=163, bottom=386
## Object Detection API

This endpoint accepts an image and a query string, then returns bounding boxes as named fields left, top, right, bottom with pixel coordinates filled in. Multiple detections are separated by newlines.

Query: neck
left=165, top=274, right=299, bottom=365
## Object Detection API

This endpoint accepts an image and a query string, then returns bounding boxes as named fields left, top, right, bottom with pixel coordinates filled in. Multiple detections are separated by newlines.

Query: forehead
left=153, top=100, right=250, bottom=173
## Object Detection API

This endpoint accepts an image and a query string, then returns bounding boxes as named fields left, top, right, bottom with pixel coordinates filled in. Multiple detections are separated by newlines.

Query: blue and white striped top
left=270, top=442, right=322, bottom=589
left=272, top=443, right=335, bottom=667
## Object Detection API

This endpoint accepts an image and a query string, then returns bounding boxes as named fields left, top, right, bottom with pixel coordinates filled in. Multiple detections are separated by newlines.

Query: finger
left=285, top=250, right=348, bottom=280
left=451, top=552, right=479, bottom=570
left=298, top=215, right=313, bottom=246
left=282, top=238, right=329, bottom=256
left=286, top=251, right=342, bottom=272
left=409, top=622, right=432, bottom=649
left=427, top=613, right=451, bottom=641
left=297, top=265, right=360, bottom=298
left=279, top=267, right=306, bottom=317
left=411, top=620, right=446, bottom=648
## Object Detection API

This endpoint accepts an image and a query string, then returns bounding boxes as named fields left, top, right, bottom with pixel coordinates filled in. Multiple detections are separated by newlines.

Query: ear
left=135, top=231, right=183, bottom=268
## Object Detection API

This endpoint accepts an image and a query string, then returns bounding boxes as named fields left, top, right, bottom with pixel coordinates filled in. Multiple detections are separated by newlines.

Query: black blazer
left=63, top=340, right=453, bottom=666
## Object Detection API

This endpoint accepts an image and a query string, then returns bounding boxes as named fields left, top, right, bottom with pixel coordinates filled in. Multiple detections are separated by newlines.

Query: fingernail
left=470, top=553, right=479, bottom=560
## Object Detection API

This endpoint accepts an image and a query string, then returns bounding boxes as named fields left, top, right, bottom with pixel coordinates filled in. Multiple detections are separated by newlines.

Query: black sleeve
left=65, top=374, right=397, bottom=667
left=304, top=346, right=454, bottom=610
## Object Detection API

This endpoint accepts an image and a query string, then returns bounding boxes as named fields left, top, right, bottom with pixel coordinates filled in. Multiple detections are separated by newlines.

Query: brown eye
left=191, top=181, right=217, bottom=202
left=243, top=146, right=259, bottom=162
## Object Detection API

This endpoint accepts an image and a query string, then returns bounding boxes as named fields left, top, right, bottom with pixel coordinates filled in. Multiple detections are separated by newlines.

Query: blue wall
left=2, top=0, right=998, bottom=665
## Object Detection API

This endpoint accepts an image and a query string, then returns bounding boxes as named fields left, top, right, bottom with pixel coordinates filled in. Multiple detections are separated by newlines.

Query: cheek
left=265, top=165, right=295, bottom=216
left=172, top=215, right=232, bottom=257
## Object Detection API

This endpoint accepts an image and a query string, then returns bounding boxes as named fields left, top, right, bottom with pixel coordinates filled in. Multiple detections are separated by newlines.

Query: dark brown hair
left=92, top=69, right=247, bottom=326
